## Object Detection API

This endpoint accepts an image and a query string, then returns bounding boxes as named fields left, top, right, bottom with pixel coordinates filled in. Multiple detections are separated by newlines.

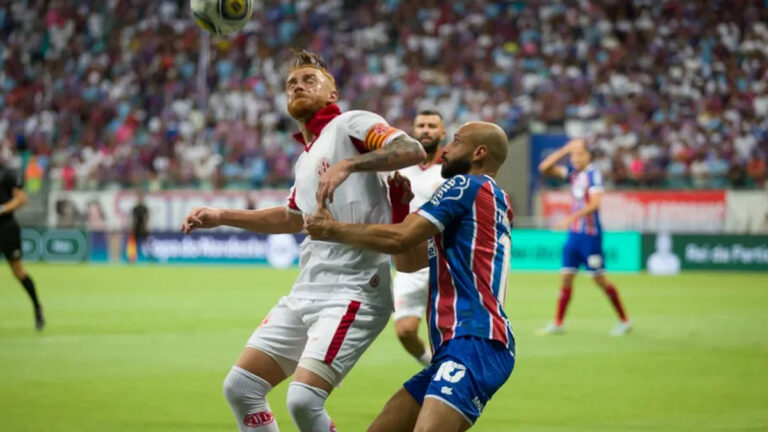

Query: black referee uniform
left=0, top=162, right=44, bottom=331
left=0, top=165, right=24, bottom=260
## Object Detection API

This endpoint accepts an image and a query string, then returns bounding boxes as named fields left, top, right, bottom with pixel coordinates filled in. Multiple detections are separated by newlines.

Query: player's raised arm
left=539, top=139, right=585, bottom=178
left=317, top=117, right=426, bottom=204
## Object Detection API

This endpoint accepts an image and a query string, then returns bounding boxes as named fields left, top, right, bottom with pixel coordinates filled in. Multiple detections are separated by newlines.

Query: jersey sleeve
left=285, top=186, right=302, bottom=215
left=344, top=110, right=405, bottom=153
left=416, top=175, right=475, bottom=232
left=588, top=170, right=604, bottom=193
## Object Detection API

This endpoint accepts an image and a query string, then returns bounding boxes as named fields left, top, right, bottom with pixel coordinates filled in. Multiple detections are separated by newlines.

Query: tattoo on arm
left=347, top=135, right=425, bottom=172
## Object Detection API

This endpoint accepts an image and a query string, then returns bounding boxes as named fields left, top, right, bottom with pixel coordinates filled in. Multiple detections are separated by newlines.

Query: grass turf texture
left=1, top=264, right=767, bottom=431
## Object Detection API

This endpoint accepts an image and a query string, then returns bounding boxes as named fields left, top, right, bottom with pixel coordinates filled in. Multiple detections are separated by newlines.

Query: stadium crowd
left=0, top=0, right=767, bottom=190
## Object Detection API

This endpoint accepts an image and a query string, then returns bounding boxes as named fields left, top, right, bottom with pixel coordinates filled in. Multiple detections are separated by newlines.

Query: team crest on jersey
left=369, top=274, right=380, bottom=287
left=317, top=158, right=331, bottom=176
left=370, top=123, right=391, bottom=137
left=430, top=175, right=470, bottom=206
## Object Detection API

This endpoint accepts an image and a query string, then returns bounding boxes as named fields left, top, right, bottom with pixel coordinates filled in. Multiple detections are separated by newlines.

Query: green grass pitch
left=1, top=264, right=767, bottom=431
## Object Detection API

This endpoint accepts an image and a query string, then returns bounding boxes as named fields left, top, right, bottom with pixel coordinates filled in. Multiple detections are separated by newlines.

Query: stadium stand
left=0, top=0, right=766, bottom=190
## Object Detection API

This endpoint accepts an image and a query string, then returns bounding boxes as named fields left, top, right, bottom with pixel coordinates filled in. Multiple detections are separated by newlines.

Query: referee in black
left=0, top=159, right=44, bottom=331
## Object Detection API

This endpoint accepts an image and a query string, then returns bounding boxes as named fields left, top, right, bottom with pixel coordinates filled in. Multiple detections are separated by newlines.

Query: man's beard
left=420, top=136, right=441, bottom=154
left=441, top=157, right=471, bottom=178
left=287, top=97, right=326, bottom=121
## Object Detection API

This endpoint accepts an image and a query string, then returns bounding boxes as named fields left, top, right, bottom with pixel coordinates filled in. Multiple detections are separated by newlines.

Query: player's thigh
left=414, top=397, right=471, bottom=432
left=245, top=296, right=309, bottom=380
left=302, top=299, right=390, bottom=383
left=393, top=269, right=429, bottom=321
left=561, top=236, right=582, bottom=273
left=367, top=387, right=422, bottom=432
left=235, top=347, right=289, bottom=387
left=423, top=337, right=515, bottom=426
left=583, top=236, right=606, bottom=276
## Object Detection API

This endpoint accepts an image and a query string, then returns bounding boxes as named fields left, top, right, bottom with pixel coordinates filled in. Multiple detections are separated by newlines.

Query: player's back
left=290, top=109, right=403, bottom=309
left=417, top=174, right=515, bottom=353
left=569, top=164, right=603, bottom=236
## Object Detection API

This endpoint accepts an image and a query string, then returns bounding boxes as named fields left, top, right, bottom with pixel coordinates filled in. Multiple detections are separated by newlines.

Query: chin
left=288, top=99, right=321, bottom=121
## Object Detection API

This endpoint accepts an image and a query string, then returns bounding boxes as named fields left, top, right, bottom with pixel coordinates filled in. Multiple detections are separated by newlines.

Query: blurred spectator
left=666, top=155, right=689, bottom=188
left=690, top=154, right=710, bottom=189
left=746, top=152, right=767, bottom=187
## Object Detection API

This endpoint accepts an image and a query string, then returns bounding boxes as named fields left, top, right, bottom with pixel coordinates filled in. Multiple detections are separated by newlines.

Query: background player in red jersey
left=537, top=139, right=631, bottom=336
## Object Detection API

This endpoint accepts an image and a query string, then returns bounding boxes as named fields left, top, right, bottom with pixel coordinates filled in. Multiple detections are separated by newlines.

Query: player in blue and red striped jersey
left=538, top=139, right=631, bottom=336
left=306, top=121, right=514, bottom=432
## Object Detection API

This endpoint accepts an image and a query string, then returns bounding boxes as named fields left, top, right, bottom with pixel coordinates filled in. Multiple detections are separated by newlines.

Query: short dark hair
left=417, top=109, right=443, bottom=120
left=288, top=48, right=336, bottom=88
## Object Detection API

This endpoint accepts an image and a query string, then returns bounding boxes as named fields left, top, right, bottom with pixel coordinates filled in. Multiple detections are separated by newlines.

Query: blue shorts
left=562, top=232, right=604, bottom=274
left=403, top=336, right=515, bottom=424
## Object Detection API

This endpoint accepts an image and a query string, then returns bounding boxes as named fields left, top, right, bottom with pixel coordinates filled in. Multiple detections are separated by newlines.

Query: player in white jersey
left=181, top=49, right=425, bottom=432
left=392, top=110, right=446, bottom=366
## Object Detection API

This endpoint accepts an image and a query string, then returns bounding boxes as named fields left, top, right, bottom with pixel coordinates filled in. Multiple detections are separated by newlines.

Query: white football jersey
left=285, top=106, right=405, bottom=310
left=399, top=161, right=445, bottom=212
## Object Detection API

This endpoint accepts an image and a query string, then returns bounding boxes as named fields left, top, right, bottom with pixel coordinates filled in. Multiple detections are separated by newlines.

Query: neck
left=298, top=123, right=313, bottom=144
left=422, top=148, right=441, bottom=166
left=468, top=166, right=496, bottom=178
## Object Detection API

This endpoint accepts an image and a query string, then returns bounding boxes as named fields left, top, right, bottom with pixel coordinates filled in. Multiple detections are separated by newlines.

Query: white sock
left=417, top=351, right=432, bottom=367
left=286, top=382, right=335, bottom=432
left=223, top=366, right=280, bottom=431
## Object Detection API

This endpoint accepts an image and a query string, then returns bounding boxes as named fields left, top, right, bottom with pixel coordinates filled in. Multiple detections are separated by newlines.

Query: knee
left=395, top=320, right=419, bottom=341
left=12, top=268, right=26, bottom=281
left=223, top=366, right=270, bottom=405
left=222, top=369, right=245, bottom=404
left=286, top=382, right=327, bottom=419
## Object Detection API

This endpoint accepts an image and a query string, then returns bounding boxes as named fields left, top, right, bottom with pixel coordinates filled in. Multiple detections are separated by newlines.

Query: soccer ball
left=191, top=0, right=254, bottom=36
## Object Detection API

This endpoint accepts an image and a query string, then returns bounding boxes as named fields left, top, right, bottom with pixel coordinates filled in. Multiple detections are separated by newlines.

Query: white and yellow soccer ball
left=190, top=0, right=254, bottom=36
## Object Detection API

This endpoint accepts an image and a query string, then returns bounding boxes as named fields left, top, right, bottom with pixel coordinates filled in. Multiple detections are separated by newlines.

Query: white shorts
left=392, top=268, right=429, bottom=321
left=247, top=295, right=390, bottom=383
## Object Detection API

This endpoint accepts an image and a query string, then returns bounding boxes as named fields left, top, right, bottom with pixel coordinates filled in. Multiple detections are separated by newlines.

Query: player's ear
left=328, top=88, right=339, bottom=104
left=473, top=144, right=488, bottom=162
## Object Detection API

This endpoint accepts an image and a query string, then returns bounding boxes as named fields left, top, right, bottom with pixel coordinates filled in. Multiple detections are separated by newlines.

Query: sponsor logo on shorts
left=433, top=360, right=466, bottom=384
left=369, top=274, right=379, bottom=287
left=440, top=386, right=453, bottom=395
left=260, top=314, right=271, bottom=327
left=587, top=254, right=603, bottom=268
left=243, top=411, right=274, bottom=427
left=472, top=396, right=485, bottom=413
left=12, top=249, right=21, bottom=260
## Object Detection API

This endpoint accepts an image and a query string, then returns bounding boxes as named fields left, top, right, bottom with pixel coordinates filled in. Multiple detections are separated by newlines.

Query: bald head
left=461, top=121, right=509, bottom=173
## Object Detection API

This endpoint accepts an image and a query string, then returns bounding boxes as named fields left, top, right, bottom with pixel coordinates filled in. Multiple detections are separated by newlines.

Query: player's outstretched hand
left=181, top=207, right=222, bottom=234
left=387, top=171, right=414, bottom=205
left=317, top=160, right=352, bottom=207
left=304, top=207, right=336, bottom=240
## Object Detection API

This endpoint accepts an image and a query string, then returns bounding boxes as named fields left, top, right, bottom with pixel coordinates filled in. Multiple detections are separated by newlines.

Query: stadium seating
left=0, top=0, right=766, bottom=189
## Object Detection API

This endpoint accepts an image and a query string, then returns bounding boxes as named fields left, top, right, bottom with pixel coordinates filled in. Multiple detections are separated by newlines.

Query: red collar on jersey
left=292, top=103, right=342, bottom=150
